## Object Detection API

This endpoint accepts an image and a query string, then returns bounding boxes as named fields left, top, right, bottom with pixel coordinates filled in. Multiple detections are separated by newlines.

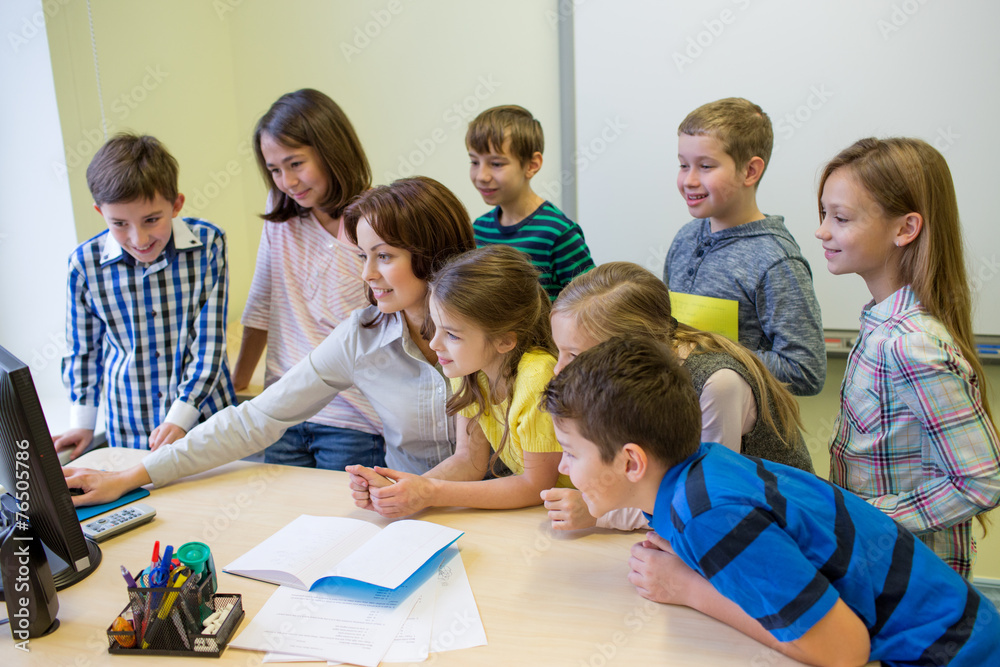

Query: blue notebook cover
left=76, top=487, right=151, bottom=522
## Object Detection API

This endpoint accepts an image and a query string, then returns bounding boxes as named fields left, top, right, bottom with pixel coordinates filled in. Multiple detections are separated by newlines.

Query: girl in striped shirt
left=234, top=89, right=384, bottom=471
left=816, top=137, right=1000, bottom=579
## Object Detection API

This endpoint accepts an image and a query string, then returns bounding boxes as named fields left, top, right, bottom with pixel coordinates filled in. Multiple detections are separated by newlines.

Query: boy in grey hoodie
left=664, top=97, right=825, bottom=396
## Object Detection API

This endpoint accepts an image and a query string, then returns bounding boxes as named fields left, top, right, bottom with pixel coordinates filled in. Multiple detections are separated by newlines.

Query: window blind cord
left=86, top=0, right=107, bottom=141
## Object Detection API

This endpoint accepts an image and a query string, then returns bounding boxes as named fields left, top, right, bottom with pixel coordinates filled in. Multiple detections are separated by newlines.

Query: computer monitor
left=0, top=344, right=101, bottom=596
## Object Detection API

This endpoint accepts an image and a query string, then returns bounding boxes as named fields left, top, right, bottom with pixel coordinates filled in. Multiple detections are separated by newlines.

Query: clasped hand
left=540, top=487, right=598, bottom=530
left=627, top=531, right=698, bottom=606
left=346, top=465, right=435, bottom=518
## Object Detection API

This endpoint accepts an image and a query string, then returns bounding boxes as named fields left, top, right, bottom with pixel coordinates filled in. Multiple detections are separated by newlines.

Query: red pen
left=142, top=540, right=160, bottom=583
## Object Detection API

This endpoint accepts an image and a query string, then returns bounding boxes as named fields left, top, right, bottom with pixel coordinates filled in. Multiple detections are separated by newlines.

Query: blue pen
left=151, top=545, right=174, bottom=587
left=146, top=544, right=174, bottom=641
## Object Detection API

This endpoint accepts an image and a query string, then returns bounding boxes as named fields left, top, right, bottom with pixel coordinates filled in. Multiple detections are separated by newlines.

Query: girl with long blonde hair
left=816, top=137, right=1000, bottom=579
left=542, top=261, right=813, bottom=531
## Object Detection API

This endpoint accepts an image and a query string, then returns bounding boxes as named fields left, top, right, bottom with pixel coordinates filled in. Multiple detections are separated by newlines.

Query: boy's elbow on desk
left=782, top=599, right=870, bottom=667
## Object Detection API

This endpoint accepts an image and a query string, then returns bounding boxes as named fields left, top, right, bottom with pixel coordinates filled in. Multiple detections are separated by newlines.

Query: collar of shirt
left=697, top=214, right=792, bottom=242
left=100, top=217, right=204, bottom=269
left=645, top=442, right=711, bottom=525
left=860, top=284, right=917, bottom=332
left=372, top=309, right=442, bottom=369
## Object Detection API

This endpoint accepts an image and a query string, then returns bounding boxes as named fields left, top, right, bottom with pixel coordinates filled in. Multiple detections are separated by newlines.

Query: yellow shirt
left=451, top=350, right=572, bottom=488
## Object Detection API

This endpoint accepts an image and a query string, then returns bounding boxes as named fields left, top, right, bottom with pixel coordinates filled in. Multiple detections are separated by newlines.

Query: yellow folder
left=669, top=292, right=739, bottom=341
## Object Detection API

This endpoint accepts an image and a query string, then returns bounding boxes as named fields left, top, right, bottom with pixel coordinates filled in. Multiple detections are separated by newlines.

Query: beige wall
left=46, top=0, right=564, bottom=318
left=799, top=360, right=1000, bottom=580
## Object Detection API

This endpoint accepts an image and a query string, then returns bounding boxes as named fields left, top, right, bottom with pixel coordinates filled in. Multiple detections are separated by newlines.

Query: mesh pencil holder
left=106, top=562, right=243, bottom=657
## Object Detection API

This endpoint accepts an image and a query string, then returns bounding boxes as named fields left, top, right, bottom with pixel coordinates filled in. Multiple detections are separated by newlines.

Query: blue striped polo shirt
left=648, top=443, right=999, bottom=666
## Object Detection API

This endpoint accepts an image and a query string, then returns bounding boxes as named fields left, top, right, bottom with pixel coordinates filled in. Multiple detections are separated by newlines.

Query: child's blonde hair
left=819, top=136, right=995, bottom=531
left=678, top=97, right=773, bottom=186
left=553, top=262, right=803, bottom=448
left=466, top=105, right=544, bottom=166
left=430, top=245, right=555, bottom=471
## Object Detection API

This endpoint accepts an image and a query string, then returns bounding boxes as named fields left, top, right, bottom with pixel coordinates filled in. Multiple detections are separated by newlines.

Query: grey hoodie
left=664, top=215, right=826, bottom=396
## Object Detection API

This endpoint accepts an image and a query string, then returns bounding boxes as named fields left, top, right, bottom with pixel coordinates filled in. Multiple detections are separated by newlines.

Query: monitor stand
left=0, top=535, right=101, bottom=599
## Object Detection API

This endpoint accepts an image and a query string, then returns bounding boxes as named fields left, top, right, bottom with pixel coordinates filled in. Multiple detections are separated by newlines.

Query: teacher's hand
left=346, top=464, right=393, bottom=511
left=367, top=467, right=435, bottom=519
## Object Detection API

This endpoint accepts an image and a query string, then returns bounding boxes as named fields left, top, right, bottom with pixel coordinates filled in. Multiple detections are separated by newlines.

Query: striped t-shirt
left=241, top=213, right=381, bottom=435
left=473, top=201, right=594, bottom=300
left=649, top=443, right=999, bottom=665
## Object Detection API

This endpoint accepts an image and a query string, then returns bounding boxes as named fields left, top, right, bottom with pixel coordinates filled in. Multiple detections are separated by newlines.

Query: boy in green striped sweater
left=467, top=105, right=594, bottom=299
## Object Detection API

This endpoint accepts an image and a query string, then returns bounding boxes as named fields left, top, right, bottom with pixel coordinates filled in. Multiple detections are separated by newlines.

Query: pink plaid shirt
left=830, top=286, right=1000, bottom=579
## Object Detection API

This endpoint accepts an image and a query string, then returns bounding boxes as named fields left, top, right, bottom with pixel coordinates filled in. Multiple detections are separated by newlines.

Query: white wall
left=1, top=0, right=80, bottom=432
left=572, top=0, right=1000, bottom=334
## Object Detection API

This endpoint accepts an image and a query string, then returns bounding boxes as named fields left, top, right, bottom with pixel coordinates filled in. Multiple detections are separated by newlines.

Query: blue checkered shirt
left=62, top=217, right=235, bottom=448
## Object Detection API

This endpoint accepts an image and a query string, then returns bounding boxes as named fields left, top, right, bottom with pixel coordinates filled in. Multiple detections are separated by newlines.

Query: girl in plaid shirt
left=816, top=137, right=1000, bottom=579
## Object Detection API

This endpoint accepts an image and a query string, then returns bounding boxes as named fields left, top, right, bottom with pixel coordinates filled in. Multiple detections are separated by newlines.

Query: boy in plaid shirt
left=57, top=133, right=234, bottom=457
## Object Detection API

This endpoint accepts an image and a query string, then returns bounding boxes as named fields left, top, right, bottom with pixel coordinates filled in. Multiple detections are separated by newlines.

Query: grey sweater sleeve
left=753, top=257, right=826, bottom=396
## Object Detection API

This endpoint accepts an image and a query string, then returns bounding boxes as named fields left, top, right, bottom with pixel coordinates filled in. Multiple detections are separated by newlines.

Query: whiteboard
left=571, top=0, right=1000, bottom=334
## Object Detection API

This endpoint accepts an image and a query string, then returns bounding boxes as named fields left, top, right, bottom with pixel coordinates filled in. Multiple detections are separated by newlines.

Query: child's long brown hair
left=819, top=137, right=995, bottom=532
left=430, top=245, right=556, bottom=471
left=254, top=89, right=371, bottom=222
left=553, top=262, right=803, bottom=448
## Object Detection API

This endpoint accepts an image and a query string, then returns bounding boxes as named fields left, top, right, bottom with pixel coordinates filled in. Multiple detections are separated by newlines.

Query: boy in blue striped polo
left=466, top=105, right=594, bottom=299
left=56, top=133, right=235, bottom=458
left=543, top=336, right=999, bottom=667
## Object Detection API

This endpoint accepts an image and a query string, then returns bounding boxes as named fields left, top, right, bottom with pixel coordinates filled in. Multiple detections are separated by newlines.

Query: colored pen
left=120, top=565, right=137, bottom=588
left=141, top=568, right=190, bottom=649
left=151, top=546, right=173, bottom=586
left=160, top=546, right=174, bottom=574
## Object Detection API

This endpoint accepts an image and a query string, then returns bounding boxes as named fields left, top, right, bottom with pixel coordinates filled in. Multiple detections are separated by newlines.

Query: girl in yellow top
left=349, top=244, right=569, bottom=518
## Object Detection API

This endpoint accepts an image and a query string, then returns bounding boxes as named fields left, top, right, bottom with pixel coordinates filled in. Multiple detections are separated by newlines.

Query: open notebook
left=223, top=515, right=464, bottom=590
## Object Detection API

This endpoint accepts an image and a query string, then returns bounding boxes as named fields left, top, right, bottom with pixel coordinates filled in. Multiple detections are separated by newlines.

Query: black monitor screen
left=0, top=345, right=100, bottom=593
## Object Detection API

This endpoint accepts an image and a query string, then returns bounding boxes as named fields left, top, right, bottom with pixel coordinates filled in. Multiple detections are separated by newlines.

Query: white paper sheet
left=426, top=550, right=487, bottom=654
left=379, top=582, right=436, bottom=663
left=257, top=549, right=486, bottom=665
left=230, top=570, right=429, bottom=667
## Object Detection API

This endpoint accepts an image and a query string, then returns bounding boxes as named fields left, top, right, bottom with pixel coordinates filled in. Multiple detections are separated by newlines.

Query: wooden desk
left=2, top=449, right=808, bottom=666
